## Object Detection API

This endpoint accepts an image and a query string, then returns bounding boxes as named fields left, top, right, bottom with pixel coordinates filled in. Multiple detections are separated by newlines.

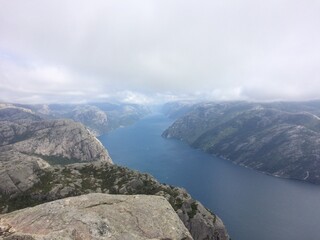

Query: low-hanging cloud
left=0, top=0, right=320, bottom=104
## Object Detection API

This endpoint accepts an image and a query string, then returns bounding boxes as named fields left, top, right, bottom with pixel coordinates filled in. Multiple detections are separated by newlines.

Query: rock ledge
left=0, top=193, right=192, bottom=240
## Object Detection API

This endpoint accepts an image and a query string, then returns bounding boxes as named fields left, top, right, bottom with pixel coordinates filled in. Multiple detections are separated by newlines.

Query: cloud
left=0, top=0, right=320, bottom=103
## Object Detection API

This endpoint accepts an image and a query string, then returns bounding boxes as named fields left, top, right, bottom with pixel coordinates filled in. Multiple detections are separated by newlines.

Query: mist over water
left=99, top=113, right=320, bottom=240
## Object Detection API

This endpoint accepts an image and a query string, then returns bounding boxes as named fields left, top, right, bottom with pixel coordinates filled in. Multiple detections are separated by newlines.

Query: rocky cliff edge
left=0, top=193, right=192, bottom=240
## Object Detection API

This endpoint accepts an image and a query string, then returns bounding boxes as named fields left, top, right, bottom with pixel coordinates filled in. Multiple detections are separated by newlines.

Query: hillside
left=163, top=101, right=320, bottom=184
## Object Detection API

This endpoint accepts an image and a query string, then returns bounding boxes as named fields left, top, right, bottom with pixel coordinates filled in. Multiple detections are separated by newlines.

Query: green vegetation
left=187, top=201, right=198, bottom=219
left=2, top=162, right=219, bottom=236
left=36, top=154, right=80, bottom=165
left=203, top=127, right=237, bottom=150
left=206, top=207, right=217, bottom=224
left=31, top=170, right=54, bottom=193
left=9, top=132, right=33, bottom=145
left=174, top=197, right=184, bottom=210
left=3, top=194, right=44, bottom=212
left=62, top=167, right=72, bottom=175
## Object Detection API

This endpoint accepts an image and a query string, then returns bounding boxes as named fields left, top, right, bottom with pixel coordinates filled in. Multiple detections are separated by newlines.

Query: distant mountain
left=163, top=101, right=320, bottom=184
left=2, top=102, right=150, bottom=136
left=162, top=101, right=198, bottom=119
left=0, top=104, right=41, bottom=122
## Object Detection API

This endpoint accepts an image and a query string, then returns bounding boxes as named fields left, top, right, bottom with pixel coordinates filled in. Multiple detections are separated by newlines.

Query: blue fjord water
left=99, top=113, right=320, bottom=240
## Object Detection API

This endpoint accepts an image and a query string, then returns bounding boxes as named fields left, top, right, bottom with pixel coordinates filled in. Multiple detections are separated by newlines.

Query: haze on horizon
left=0, top=0, right=320, bottom=105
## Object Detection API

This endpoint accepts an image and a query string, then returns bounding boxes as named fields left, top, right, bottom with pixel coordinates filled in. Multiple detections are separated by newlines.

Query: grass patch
left=33, top=153, right=80, bottom=165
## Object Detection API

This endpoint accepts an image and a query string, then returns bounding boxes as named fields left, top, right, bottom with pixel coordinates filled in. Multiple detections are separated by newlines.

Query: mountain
left=162, top=101, right=320, bottom=184
left=0, top=105, right=112, bottom=164
left=162, top=101, right=198, bottom=119
left=0, top=106, right=112, bottom=199
left=8, top=102, right=150, bottom=136
left=0, top=103, right=229, bottom=240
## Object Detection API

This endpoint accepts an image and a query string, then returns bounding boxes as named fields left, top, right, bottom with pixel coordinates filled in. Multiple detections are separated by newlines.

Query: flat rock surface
left=0, top=193, right=192, bottom=240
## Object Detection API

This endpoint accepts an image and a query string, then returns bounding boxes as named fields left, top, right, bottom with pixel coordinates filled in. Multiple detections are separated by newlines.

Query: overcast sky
left=0, top=0, right=320, bottom=104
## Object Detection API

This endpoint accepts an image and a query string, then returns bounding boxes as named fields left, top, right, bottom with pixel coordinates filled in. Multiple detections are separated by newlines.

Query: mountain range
left=7, top=102, right=150, bottom=136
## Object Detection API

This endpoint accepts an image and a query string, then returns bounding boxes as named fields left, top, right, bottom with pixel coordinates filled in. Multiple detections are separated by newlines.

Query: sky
left=0, top=0, right=320, bottom=104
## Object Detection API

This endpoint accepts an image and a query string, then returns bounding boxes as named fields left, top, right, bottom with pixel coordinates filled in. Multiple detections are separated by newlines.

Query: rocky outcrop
left=0, top=161, right=229, bottom=240
left=163, top=101, right=320, bottom=184
left=4, top=119, right=111, bottom=163
left=0, top=108, right=112, bottom=198
left=71, top=105, right=109, bottom=136
left=0, top=193, right=193, bottom=240
left=177, top=199, right=228, bottom=240
left=0, top=108, right=112, bottom=164
left=0, top=107, right=41, bottom=122
left=0, top=150, right=50, bottom=198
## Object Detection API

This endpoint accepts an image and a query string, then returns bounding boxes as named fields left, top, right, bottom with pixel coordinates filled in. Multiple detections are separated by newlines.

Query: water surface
left=99, top=113, right=320, bottom=240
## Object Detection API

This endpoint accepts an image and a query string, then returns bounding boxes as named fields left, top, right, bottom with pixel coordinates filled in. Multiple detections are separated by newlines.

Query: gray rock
left=71, top=105, right=109, bottom=136
left=177, top=199, right=228, bottom=240
left=9, top=119, right=112, bottom=163
left=0, top=117, right=112, bottom=164
left=0, top=193, right=193, bottom=240
left=0, top=106, right=41, bottom=123
left=0, top=161, right=229, bottom=240
left=0, top=111, right=112, bottom=197
left=0, top=150, right=50, bottom=197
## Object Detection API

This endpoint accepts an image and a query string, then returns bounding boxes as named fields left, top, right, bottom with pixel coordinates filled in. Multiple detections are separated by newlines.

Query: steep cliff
left=0, top=119, right=111, bottom=163
left=0, top=107, right=112, bottom=199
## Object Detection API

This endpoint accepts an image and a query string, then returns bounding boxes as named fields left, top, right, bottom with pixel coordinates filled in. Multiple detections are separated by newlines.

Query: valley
left=0, top=103, right=228, bottom=240
left=3, top=100, right=320, bottom=239
left=101, top=112, right=320, bottom=240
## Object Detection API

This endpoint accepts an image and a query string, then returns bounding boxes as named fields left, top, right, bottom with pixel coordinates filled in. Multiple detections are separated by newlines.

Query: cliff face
left=0, top=105, right=112, bottom=163
left=0, top=107, right=41, bottom=122
left=0, top=193, right=192, bottom=240
left=0, top=107, right=112, bottom=198
left=71, top=105, right=109, bottom=136
left=162, top=101, right=320, bottom=184
left=0, top=119, right=112, bottom=163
